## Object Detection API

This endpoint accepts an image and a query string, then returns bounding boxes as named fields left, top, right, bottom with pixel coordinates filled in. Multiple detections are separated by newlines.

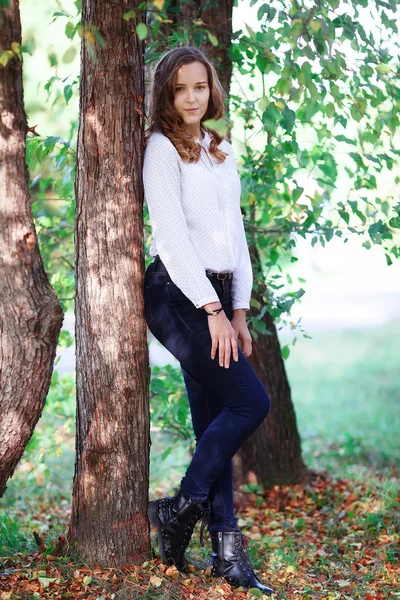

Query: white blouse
left=142, top=128, right=253, bottom=311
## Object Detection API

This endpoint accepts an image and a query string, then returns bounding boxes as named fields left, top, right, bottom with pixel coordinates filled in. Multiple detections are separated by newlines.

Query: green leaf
left=123, top=10, right=136, bottom=21
left=65, top=21, right=76, bottom=40
left=325, top=227, right=334, bottom=241
left=136, top=23, right=147, bottom=40
left=0, top=50, right=15, bottom=67
left=206, top=31, right=219, bottom=46
left=252, top=319, right=270, bottom=336
left=368, top=219, right=384, bottom=235
left=258, top=95, right=269, bottom=112
left=335, top=134, right=356, bottom=145
left=62, top=47, right=77, bottom=64
left=338, top=210, right=349, bottom=225
left=292, top=187, right=304, bottom=202
left=63, top=84, right=73, bottom=105
left=281, top=345, right=290, bottom=360
left=202, top=118, right=230, bottom=136
left=249, top=587, right=264, bottom=597
left=325, top=102, right=335, bottom=118
left=389, top=216, right=400, bottom=228
left=375, top=63, right=392, bottom=74
left=281, top=106, right=296, bottom=133
left=161, top=446, right=173, bottom=460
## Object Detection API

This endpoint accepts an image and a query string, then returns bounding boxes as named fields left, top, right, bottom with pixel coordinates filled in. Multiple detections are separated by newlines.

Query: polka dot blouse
left=143, top=127, right=253, bottom=311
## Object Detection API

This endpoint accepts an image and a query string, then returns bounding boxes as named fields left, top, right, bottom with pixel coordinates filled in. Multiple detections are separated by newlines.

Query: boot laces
left=199, top=506, right=210, bottom=547
left=235, top=532, right=252, bottom=566
left=175, top=501, right=210, bottom=552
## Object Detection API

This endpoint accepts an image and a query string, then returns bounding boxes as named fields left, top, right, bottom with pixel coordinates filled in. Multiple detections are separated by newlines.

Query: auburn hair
left=145, top=46, right=229, bottom=164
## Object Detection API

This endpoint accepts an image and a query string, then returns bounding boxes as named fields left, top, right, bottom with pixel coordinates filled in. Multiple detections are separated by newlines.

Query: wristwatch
left=205, top=307, right=224, bottom=316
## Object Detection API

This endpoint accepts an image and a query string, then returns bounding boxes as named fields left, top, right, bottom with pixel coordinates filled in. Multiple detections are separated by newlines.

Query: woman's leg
left=181, top=367, right=240, bottom=533
left=145, top=261, right=271, bottom=501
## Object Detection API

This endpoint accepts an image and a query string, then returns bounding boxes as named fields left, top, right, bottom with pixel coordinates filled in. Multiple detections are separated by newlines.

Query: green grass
left=281, top=319, right=400, bottom=479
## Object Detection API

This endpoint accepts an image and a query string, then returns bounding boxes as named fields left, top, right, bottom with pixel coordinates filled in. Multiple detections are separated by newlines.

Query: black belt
left=205, top=268, right=232, bottom=281
left=153, top=255, right=232, bottom=281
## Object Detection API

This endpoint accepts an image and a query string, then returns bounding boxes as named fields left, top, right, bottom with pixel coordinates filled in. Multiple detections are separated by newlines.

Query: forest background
left=0, top=0, right=399, bottom=598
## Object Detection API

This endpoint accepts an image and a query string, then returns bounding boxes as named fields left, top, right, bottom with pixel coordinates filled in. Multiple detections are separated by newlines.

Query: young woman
left=143, top=46, right=274, bottom=596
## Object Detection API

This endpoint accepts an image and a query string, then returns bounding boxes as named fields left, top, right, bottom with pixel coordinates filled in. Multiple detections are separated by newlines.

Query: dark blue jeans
left=144, top=256, right=271, bottom=533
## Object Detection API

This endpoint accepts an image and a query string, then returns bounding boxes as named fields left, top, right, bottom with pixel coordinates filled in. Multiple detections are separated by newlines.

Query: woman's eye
left=175, top=86, right=206, bottom=91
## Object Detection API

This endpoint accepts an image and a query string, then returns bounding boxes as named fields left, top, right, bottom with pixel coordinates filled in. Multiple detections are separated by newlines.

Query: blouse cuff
left=194, top=293, right=221, bottom=310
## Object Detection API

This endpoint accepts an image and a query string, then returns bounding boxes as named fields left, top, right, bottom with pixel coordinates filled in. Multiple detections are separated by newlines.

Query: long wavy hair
left=145, top=46, right=229, bottom=164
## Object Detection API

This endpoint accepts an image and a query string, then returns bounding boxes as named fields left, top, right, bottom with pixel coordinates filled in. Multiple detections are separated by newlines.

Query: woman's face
left=173, top=61, right=210, bottom=136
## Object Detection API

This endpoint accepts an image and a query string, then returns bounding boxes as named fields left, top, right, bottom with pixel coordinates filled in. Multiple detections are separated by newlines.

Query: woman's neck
left=194, top=127, right=206, bottom=143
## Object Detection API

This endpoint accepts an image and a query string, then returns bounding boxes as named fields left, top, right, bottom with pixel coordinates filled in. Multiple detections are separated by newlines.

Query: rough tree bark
left=67, top=0, right=151, bottom=566
left=0, top=0, right=64, bottom=498
left=154, top=0, right=308, bottom=486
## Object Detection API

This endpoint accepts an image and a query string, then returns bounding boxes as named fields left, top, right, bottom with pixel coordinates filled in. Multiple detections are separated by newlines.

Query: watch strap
left=205, top=307, right=224, bottom=316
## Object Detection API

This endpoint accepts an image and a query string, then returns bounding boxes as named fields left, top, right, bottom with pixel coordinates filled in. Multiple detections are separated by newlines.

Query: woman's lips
left=185, top=109, right=198, bottom=112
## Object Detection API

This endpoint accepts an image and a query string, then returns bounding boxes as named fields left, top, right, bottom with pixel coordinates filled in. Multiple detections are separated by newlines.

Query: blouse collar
left=199, top=127, right=211, bottom=148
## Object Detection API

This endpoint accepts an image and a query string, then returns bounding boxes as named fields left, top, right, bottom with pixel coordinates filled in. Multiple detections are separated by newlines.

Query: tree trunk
left=68, top=0, right=151, bottom=566
left=0, top=0, right=64, bottom=498
left=233, top=244, right=308, bottom=486
left=171, top=0, right=309, bottom=487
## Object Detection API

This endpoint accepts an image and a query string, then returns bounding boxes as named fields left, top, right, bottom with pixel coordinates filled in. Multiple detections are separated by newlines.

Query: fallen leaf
left=149, top=575, right=163, bottom=587
left=38, top=576, right=60, bottom=589
left=286, top=565, right=295, bottom=573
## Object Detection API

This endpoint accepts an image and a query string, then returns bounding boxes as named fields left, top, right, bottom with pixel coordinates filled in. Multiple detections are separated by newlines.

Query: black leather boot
left=147, top=486, right=211, bottom=573
left=208, top=530, right=275, bottom=596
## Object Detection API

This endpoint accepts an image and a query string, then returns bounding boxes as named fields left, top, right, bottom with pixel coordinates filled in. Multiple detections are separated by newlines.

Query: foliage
left=0, top=473, right=398, bottom=598
left=28, top=135, right=76, bottom=317
left=149, top=364, right=194, bottom=458
left=4, top=371, right=76, bottom=506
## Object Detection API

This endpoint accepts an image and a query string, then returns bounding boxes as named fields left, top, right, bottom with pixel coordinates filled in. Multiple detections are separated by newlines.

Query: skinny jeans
left=144, top=255, right=271, bottom=533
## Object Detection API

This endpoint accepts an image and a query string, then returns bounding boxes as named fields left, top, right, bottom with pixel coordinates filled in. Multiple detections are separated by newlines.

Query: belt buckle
left=217, top=272, right=226, bottom=280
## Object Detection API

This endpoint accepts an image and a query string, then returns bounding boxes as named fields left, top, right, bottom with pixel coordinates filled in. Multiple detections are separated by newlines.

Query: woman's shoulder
left=219, top=138, right=233, bottom=155
left=144, top=131, right=181, bottom=164
left=146, top=130, right=175, bottom=148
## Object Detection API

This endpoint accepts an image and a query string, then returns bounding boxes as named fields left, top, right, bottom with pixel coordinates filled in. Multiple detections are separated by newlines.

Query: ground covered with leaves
left=1, top=469, right=398, bottom=600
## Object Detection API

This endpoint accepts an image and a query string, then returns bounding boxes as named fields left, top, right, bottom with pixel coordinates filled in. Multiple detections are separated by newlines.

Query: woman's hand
left=231, top=312, right=252, bottom=357
left=207, top=311, right=239, bottom=368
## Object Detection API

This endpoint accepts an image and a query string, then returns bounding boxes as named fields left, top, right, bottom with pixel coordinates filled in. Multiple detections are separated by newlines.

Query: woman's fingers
left=231, top=334, right=239, bottom=362
left=242, top=340, right=252, bottom=357
left=224, top=336, right=231, bottom=368
left=219, top=338, right=226, bottom=367
left=211, top=337, right=218, bottom=360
